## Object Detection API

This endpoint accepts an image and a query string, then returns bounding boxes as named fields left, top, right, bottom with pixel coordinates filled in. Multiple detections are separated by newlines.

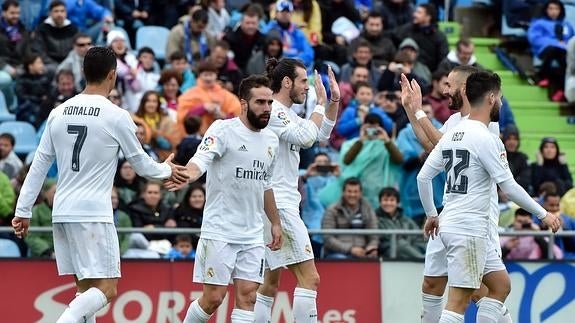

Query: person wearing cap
left=502, top=124, right=532, bottom=193
left=398, top=37, right=431, bottom=84
left=177, top=60, right=241, bottom=136
left=263, top=0, right=315, bottom=68
left=532, top=136, right=573, bottom=196
left=437, top=38, right=483, bottom=74
left=107, top=29, right=139, bottom=110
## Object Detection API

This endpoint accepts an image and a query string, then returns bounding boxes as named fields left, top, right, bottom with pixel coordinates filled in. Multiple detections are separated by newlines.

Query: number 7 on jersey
left=67, top=125, right=87, bottom=172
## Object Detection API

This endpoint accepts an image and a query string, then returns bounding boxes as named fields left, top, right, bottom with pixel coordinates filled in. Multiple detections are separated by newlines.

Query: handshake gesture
left=163, top=154, right=191, bottom=188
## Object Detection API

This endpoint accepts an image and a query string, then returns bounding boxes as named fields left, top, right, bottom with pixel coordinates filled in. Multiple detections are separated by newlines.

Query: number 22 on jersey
left=442, top=149, right=470, bottom=194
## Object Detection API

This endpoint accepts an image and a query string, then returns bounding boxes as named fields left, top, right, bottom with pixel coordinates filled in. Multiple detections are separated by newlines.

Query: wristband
left=313, top=104, right=325, bottom=115
left=330, top=97, right=340, bottom=102
left=415, top=110, right=427, bottom=120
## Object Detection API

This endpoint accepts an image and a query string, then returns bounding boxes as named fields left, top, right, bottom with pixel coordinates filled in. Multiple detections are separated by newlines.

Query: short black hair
left=419, top=3, right=438, bottom=25
left=465, top=71, right=501, bottom=107
left=191, top=9, right=209, bottom=24
left=183, top=116, right=201, bottom=135
left=238, top=74, right=271, bottom=101
left=343, top=177, right=362, bottom=190
left=544, top=192, right=561, bottom=202
left=0, top=133, right=15, bottom=146
left=175, top=234, right=193, bottom=244
left=83, top=47, right=117, bottom=84
left=137, top=46, right=155, bottom=58
left=364, top=112, right=383, bottom=126
left=432, top=69, right=448, bottom=82
left=2, top=0, right=19, bottom=11
left=514, top=208, right=531, bottom=217
left=56, top=69, right=75, bottom=82
left=73, top=33, right=91, bottom=43
left=352, top=81, right=372, bottom=94
left=379, top=187, right=400, bottom=202
left=23, top=54, right=42, bottom=73
left=265, top=58, right=306, bottom=94
left=49, top=0, right=66, bottom=11
left=169, top=51, right=186, bottom=62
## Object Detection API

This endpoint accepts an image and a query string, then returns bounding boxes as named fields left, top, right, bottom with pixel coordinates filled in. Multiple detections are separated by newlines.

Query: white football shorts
left=53, top=222, right=121, bottom=280
left=441, top=232, right=487, bottom=289
left=193, top=238, right=265, bottom=285
left=264, top=208, right=314, bottom=270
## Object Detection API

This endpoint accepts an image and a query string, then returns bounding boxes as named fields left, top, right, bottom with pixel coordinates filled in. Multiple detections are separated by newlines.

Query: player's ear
left=282, top=76, right=291, bottom=89
left=240, top=99, right=248, bottom=112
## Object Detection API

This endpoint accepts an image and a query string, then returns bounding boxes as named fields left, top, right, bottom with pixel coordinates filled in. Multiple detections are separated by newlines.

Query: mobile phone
left=316, top=165, right=335, bottom=173
left=365, top=128, right=380, bottom=137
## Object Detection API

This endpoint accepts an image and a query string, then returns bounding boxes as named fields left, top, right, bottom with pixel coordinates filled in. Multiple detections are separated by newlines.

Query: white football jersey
left=16, top=94, right=171, bottom=223
left=426, top=119, right=513, bottom=237
left=267, top=100, right=318, bottom=212
left=439, top=112, right=501, bottom=241
left=191, top=118, right=279, bottom=244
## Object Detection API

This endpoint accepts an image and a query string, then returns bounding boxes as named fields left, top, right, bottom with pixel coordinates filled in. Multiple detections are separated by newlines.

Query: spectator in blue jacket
left=164, top=234, right=196, bottom=260
left=263, top=0, right=314, bottom=69
left=65, top=0, right=114, bottom=41
left=539, top=192, right=575, bottom=259
left=395, top=100, right=444, bottom=226
left=527, top=0, right=575, bottom=101
left=337, top=81, right=393, bottom=139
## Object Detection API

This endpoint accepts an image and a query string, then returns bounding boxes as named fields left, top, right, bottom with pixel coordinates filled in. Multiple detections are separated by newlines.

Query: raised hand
left=399, top=74, right=423, bottom=114
left=326, top=65, right=340, bottom=102
left=314, top=69, right=327, bottom=107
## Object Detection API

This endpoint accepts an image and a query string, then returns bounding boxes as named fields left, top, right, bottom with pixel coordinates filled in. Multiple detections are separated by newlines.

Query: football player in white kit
left=401, top=65, right=514, bottom=323
left=164, top=74, right=283, bottom=323
left=417, top=70, right=561, bottom=323
left=11, top=47, right=190, bottom=323
left=253, top=58, right=340, bottom=323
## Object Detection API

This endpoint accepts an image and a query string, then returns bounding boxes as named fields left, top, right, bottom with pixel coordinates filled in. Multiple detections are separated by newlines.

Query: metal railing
left=1, top=227, right=573, bottom=260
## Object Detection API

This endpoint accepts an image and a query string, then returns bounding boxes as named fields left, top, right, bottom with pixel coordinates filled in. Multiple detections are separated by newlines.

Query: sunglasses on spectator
left=76, top=42, right=92, bottom=47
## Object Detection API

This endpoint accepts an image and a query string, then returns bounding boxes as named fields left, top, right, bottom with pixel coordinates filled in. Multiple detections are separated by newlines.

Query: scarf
left=1, top=17, right=21, bottom=42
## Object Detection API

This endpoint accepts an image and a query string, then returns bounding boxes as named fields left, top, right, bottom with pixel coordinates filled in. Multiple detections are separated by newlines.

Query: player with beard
left=417, top=70, right=561, bottom=323
left=165, top=75, right=283, bottom=323
left=401, top=66, right=516, bottom=323
left=253, top=58, right=340, bottom=323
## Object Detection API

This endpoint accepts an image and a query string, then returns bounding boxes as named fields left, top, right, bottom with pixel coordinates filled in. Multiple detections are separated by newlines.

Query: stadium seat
left=0, top=238, right=21, bottom=257
left=135, top=26, right=171, bottom=61
left=0, top=121, right=38, bottom=155
left=0, top=91, right=16, bottom=122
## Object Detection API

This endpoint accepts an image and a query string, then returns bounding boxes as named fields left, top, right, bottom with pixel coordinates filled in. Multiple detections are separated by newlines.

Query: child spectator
left=175, top=116, right=202, bottom=166
left=165, top=234, right=196, bottom=260
left=124, top=47, right=161, bottom=112
left=14, top=54, right=53, bottom=125
left=337, top=81, right=393, bottom=140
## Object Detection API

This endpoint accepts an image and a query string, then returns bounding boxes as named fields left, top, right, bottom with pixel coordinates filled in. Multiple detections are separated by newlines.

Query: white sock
left=477, top=297, right=505, bottom=323
left=254, top=293, right=273, bottom=323
left=183, top=299, right=211, bottom=323
left=74, top=292, right=96, bottom=323
left=421, top=292, right=444, bottom=323
left=293, top=287, right=318, bottom=323
left=56, top=288, right=107, bottom=323
left=439, top=310, right=464, bottom=323
left=499, top=305, right=513, bottom=323
left=231, top=308, right=255, bottom=323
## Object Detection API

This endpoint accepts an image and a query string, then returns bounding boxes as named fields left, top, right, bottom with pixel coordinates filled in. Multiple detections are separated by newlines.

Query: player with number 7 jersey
left=12, top=47, right=190, bottom=323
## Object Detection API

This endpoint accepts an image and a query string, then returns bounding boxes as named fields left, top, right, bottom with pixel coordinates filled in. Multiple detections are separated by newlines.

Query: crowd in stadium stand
left=0, top=0, right=574, bottom=260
